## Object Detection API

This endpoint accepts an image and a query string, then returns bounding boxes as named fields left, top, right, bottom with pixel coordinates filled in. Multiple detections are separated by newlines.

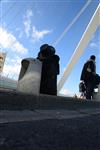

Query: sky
left=0, top=0, right=100, bottom=96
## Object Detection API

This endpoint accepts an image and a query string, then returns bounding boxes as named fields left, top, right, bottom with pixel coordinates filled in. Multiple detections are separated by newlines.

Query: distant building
left=0, top=52, right=6, bottom=73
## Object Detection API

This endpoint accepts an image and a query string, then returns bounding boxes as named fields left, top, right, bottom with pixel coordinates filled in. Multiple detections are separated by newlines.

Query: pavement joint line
left=0, top=109, right=100, bottom=124
left=78, top=108, right=100, bottom=115
left=0, top=114, right=89, bottom=124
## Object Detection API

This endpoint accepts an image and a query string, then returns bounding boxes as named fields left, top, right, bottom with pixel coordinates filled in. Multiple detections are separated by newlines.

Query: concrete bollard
left=17, top=58, right=42, bottom=95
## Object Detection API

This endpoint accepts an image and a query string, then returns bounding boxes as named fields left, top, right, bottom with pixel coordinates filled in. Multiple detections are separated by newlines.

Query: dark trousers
left=40, top=75, right=57, bottom=95
left=85, top=81, right=95, bottom=99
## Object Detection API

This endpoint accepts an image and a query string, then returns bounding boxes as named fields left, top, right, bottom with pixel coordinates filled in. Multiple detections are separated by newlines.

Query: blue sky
left=0, top=0, right=100, bottom=96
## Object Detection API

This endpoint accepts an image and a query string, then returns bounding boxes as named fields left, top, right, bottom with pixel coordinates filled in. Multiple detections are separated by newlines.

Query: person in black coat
left=37, top=44, right=60, bottom=95
left=80, top=55, right=96, bottom=99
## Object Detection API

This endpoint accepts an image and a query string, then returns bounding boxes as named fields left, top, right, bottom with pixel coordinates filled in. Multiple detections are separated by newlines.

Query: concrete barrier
left=17, top=58, right=42, bottom=95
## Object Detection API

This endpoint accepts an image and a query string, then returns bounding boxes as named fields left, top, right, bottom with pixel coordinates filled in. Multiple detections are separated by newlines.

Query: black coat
left=80, top=59, right=96, bottom=82
left=40, top=55, right=60, bottom=95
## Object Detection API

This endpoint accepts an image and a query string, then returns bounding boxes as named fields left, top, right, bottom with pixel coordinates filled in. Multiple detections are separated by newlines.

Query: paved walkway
left=0, top=113, right=100, bottom=150
left=0, top=108, right=100, bottom=124
left=0, top=91, right=100, bottom=150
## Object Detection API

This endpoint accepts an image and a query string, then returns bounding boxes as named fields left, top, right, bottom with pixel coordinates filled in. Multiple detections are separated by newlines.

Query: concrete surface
left=0, top=114, right=100, bottom=150
left=0, top=90, right=100, bottom=150
left=0, top=90, right=100, bottom=111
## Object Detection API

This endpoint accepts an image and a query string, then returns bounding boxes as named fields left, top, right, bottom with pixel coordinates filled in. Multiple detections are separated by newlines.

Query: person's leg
left=85, top=81, right=94, bottom=99
left=47, top=76, right=57, bottom=95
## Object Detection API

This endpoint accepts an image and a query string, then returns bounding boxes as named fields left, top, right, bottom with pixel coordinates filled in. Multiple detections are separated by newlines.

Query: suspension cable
left=53, top=0, right=92, bottom=47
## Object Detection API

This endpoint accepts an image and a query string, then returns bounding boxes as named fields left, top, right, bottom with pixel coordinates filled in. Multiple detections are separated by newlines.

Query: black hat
left=48, top=45, right=55, bottom=54
left=40, top=44, right=56, bottom=57
left=90, top=55, right=96, bottom=60
left=40, top=44, right=49, bottom=52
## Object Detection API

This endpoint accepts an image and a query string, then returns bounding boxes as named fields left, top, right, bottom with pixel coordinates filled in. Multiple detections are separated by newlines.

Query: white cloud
left=59, top=88, right=73, bottom=97
left=3, top=56, right=21, bottom=79
left=89, top=42, right=98, bottom=48
left=3, top=64, right=20, bottom=79
left=89, top=40, right=100, bottom=51
left=23, top=9, right=52, bottom=42
left=23, top=9, right=33, bottom=37
left=32, top=26, right=52, bottom=42
left=89, top=31, right=100, bottom=49
left=18, top=32, right=23, bottom=39
left=0, top=27, right=28, bottom=54
left=15, top=28, right=23, bottom=39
